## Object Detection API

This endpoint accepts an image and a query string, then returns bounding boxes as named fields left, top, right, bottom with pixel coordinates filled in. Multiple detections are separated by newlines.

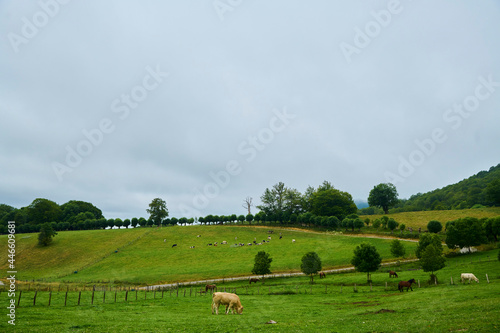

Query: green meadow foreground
left=1, top=251, right=499, bottom=332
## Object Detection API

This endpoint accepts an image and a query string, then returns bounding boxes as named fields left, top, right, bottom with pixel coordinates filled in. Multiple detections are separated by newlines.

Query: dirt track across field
left=140, top=257, right=420, bottom=291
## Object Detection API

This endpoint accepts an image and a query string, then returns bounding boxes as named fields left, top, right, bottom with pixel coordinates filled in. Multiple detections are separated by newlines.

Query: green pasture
left=368, top=207, right=500, bottom=230
left=1, top=226, right=419, bottom=284
left=2, top=250, right=499, bottom=333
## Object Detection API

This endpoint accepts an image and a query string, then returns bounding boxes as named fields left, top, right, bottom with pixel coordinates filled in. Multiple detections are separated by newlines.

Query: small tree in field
left=420, top=244, right=446, bottom=284
left=351, top=243, right=381, bottom=283
left=387, top=218, right=399, bottom=233
left=301, top=252, right=322, bottom=284
left=38, top=222, right=57, bottom=246
left=390, top=239, right=406, bottom=258
left=252, top=251, right=272, bottom=276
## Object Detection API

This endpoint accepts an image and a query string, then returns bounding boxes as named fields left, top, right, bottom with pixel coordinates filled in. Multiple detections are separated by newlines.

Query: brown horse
left=205, top=284, right=217, bottom=292
left=389, top=270, right=398, bottom=278
left=319, top=272, right=326, bottom=279
left=398, top=279, right=416, bottom=292
left=249, top=278, right=260, bottom=284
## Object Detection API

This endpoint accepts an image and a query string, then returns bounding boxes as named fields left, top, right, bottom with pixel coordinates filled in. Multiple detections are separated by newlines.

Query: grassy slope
left=368, top=207, right=500, bottom=229
left=1, top=225, right=418, bottom=284
left=3, top=250, right=499, bottom=333
left=0, top=228, right=152, bottom=279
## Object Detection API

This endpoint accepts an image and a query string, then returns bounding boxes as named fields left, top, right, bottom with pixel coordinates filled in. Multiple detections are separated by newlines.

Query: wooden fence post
left=103, top=291, right=106, bottom=303
left=418, top=280, right=420, bottom=288
left=486, top=274, right=490, bottom=283
left=78, top=291, right=81, bottom=306
left=136, top=290, right=138, bottom=301
left=125, top=290, right=128, bottom=302
left=65, top=291, right=68, bottom=306
left=91, top=290, right=95, bottom=305
left=33, top=291, right=37, bottom=306
left=450, top=277, right=453, bottom=285
left=48, top=291, right=52, bottom=307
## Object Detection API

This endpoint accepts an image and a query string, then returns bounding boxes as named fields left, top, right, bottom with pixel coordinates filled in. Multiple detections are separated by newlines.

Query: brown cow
left=319, top=272, right=326, bottom=279
left=211, top=292, right=244, bottom=315
left=205, top=284, right=217, bottom=292
left=249, top=278, right=260, bottom=284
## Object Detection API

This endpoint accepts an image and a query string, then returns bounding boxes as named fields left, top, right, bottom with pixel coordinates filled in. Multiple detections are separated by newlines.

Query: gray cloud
left=1, top=0, right=499, bottom=219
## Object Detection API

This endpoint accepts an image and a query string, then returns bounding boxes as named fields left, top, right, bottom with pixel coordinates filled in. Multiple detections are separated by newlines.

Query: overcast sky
left=1, top=0, right=499, bottom=219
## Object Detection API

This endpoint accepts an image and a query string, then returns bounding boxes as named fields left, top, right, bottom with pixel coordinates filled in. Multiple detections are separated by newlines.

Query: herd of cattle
left=166, top=231, right=294, bottom=249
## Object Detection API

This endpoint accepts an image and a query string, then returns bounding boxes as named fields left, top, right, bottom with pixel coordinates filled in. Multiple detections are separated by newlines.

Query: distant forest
left=1, top=163, right=499, bottom=234
left=360, top=163, right=500, bottom=214
left=395, top=163, right=500, bottom=211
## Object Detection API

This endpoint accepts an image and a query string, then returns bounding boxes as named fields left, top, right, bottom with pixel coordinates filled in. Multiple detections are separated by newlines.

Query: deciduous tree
left=147, top=198, right=168, bottom=227
left=368, top=183, right=399, bottom=214
left=252, top=251, right=272, bottom=276
left=416, top=233, right=442, bottom=259
left=427, top=220, right=443, bottom=233
left=300, top=252, right=322, bottom=284
left=420, top=244, right=446, bottom=284
left=351, top=243, right=381, bottom=283
left=445, top=217, right=486, bottom=252
left=38, top=222, right=57, bottom=246
left=390, top=239, right=406, bottom=258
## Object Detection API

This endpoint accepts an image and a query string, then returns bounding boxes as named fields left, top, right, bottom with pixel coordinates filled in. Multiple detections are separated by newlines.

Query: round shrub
left=427, top=220, right=443, bottom=233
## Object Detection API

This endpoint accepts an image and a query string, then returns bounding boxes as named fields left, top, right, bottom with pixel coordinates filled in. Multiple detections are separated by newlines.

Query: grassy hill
left=367, top=207, right=500, bottom=229
left=1, top=225, right=418, bottom=285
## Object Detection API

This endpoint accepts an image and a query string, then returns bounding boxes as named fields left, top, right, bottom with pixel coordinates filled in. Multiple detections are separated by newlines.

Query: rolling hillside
left=393, top=163, right=500, bottom=211
left=1, top=225, right=418, bottom=285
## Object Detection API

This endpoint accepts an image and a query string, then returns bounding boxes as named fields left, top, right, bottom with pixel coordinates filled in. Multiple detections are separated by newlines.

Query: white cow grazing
left=292, top=239, right=296, bottom=243
left=461, top=273, right=479, bottom=283
left=211, top=292, right=244, bottom=315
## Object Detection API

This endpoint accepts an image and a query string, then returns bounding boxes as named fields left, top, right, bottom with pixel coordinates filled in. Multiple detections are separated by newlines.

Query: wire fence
left=2, top=271, right=495, bottom=309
